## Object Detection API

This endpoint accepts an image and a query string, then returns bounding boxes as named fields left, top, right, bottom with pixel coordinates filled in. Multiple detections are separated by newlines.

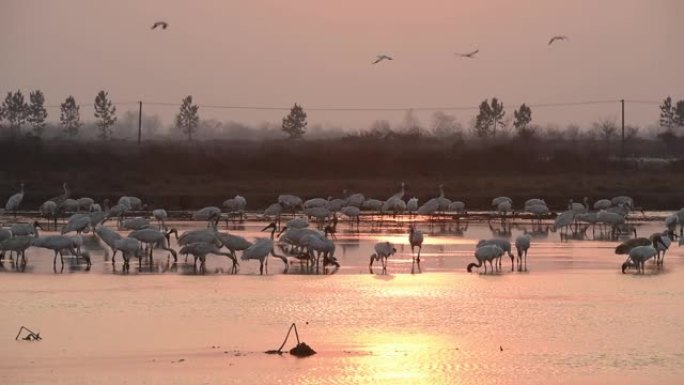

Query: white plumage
left=467, top=245, right=504, bottom=274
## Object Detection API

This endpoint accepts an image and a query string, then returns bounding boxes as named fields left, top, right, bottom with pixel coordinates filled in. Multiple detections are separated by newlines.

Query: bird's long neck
left=439, top=185, right=444, bottom=198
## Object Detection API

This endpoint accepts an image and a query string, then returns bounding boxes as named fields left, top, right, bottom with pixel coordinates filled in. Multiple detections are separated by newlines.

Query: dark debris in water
left=290, top=342, right=316, bottom=357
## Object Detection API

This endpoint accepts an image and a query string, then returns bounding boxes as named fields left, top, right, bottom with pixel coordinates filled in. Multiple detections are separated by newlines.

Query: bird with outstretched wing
left=151, top=21, right=168, bottom=30
left=548, top=35, right=568, bottom=45
left=455, top=49, right=479, bottom=58
left=372, top=55, right=393, bottom=64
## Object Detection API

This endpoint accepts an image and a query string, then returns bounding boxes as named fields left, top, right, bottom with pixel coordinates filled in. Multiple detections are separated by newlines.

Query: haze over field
left=1, top=0, right=683, bottom=129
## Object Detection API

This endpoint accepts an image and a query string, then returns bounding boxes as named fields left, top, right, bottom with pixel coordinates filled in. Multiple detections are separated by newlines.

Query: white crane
left=340, top=206, right=361, bottom=228
left=553, top=210, right=576, bottom=235
left=193, top=206, right=222, bottom=229
left=387, top=182, right=406, bottom=203
left=524, top=198, right=546, bottom=208
left=650, top=232, right=671, bottom=266
left=593, top=199, right=612, bottom=210
left=492, top=196, right=512, bottom=207
left=448, top=201, right=466, bottom=214
left=304, top=197, right=329, bottom=209
left=128, top=228, right=178, bottom=262
left=223, top=195, right=247, bottom=221
left=4, top=183, right=24, bottom=218
left=241, top=222, right=288, bottom=275
left=77, top=197, right=94, bottom=212
left=436, top=184, right=451, bottom=212
left=39, top=201, right=59, bottom=230
left=215, top=232, right=252, bottom=262
left=120, top=217, right=151, bottom=231
left=369, top=241, right=396, bottom=272
left=95, top=224, right=123, bottom=262
left=278, top=194, right=303, bottom=213
left=568, top=197, right=589, bottom=214
left=31, top=235, right=81, bottom=266
left=514, top=234, right=532, bottom=271
left=0, top=236, right=33, bottom=264
left=622, top=245, right=657, bottom=274
left=179, top=242, right=237, bottom=270
left=467, top=245, right=504, bottom=274
left=152, top=209, right=168, bottom=230
left=476, top=239, right=515, bottom=271
left=409, top=225, right=424, bottom=263
left=61, top=214, right=92, bottom=235
left=406, top=197, right=418, bottom=216
left=346, top=192, right=365, bottom=208
left=113, top=237, right=145, bottom=266
left=10, top=221, right=41, bottom=237
left=60, top=198, right=80, bottom=214
left=178, top=229, right=221, bottom=248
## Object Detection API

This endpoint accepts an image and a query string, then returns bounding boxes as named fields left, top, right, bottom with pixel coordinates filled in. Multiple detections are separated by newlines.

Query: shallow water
left=1, top=216, right=683, bottom=384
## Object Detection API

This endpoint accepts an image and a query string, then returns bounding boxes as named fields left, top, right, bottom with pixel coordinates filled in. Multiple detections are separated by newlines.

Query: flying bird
left=455, top=49, right=479, bottom=58
left=548, top=35, right=568, bottom=45
left=151, top=21, right=168, bottom=30
left=372, top=55, right=393, bottom=64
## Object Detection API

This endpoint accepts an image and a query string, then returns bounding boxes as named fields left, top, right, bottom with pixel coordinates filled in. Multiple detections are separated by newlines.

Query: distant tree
left=175, top=95, right=199, bottom=141
left=1, top=90, right=28, bottom=138
left=674, top=99, right=684, bottom=128
left=624, top=125, right=640, bottom=141
left=592, top=118, right=618, bottom=143
left=565, top=124, right=580, bottom=142
left=659, top=97, right=675, bottom=130
left=513, top=104, right=532, bottom=130
left=282, top=103, right=307, bottom=139
left=27, top=90, right=48, bottom=138
left=363, top=119, right=392, bottom=139
left=513, top=103, right=534, bottom=139
left=431, top=111, right=461, bottom=138
left=60, top=96, right=82, bottom=138
left=402, top=109, right=423, bottom=136
left=94, top=90, right=117, bottom=140
left=474, top=98, right=505, bottom=138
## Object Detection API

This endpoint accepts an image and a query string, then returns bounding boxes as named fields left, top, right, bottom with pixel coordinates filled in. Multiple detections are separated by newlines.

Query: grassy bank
left=1, top=139, right=682, bottom=211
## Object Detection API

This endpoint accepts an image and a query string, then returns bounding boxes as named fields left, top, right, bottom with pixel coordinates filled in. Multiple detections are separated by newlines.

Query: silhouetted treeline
left=1, top=135, right=683, bottom=210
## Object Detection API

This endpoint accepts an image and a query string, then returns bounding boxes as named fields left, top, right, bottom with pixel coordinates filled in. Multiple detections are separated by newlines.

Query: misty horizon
left=2, top=0, right=683, bottom=130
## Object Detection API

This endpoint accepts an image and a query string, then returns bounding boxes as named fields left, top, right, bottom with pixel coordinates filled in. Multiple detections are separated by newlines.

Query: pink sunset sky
left=1, top=0, right=682, bottom=130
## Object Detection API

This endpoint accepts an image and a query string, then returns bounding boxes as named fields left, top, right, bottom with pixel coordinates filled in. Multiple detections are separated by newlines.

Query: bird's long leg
left=416, top=245, right=422, bottom=263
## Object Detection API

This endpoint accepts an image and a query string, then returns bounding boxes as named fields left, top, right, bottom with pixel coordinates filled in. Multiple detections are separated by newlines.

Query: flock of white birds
left=1, top=181, right=683, bottom=275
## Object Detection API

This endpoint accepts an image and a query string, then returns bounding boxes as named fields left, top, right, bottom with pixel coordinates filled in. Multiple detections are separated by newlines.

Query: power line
left=36, top=98, right=659, bottom=113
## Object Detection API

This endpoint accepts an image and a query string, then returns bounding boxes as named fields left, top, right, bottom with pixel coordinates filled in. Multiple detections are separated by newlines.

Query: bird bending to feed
left=467, top=245, right=504, bottom=274
left=455, top=49, right=478, bottom=58
left=151, top=21, right=168, bottom=30
left=372, top=55, right=392, bottom=64
left=548, top=35, right=568, bottom=45
left=369, top=241, right=396, bottom=272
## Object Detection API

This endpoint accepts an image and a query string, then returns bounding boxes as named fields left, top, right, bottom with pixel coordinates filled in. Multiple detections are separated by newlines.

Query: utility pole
left=620, top=99, right=625, bottom=157
left=138, top=101, right=142, bottom=145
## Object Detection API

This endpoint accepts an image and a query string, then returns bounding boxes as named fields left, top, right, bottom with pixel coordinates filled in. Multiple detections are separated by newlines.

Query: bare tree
left=592, top=118, right=618, bottom=145
left=431, top=111, right=462, bottom=138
